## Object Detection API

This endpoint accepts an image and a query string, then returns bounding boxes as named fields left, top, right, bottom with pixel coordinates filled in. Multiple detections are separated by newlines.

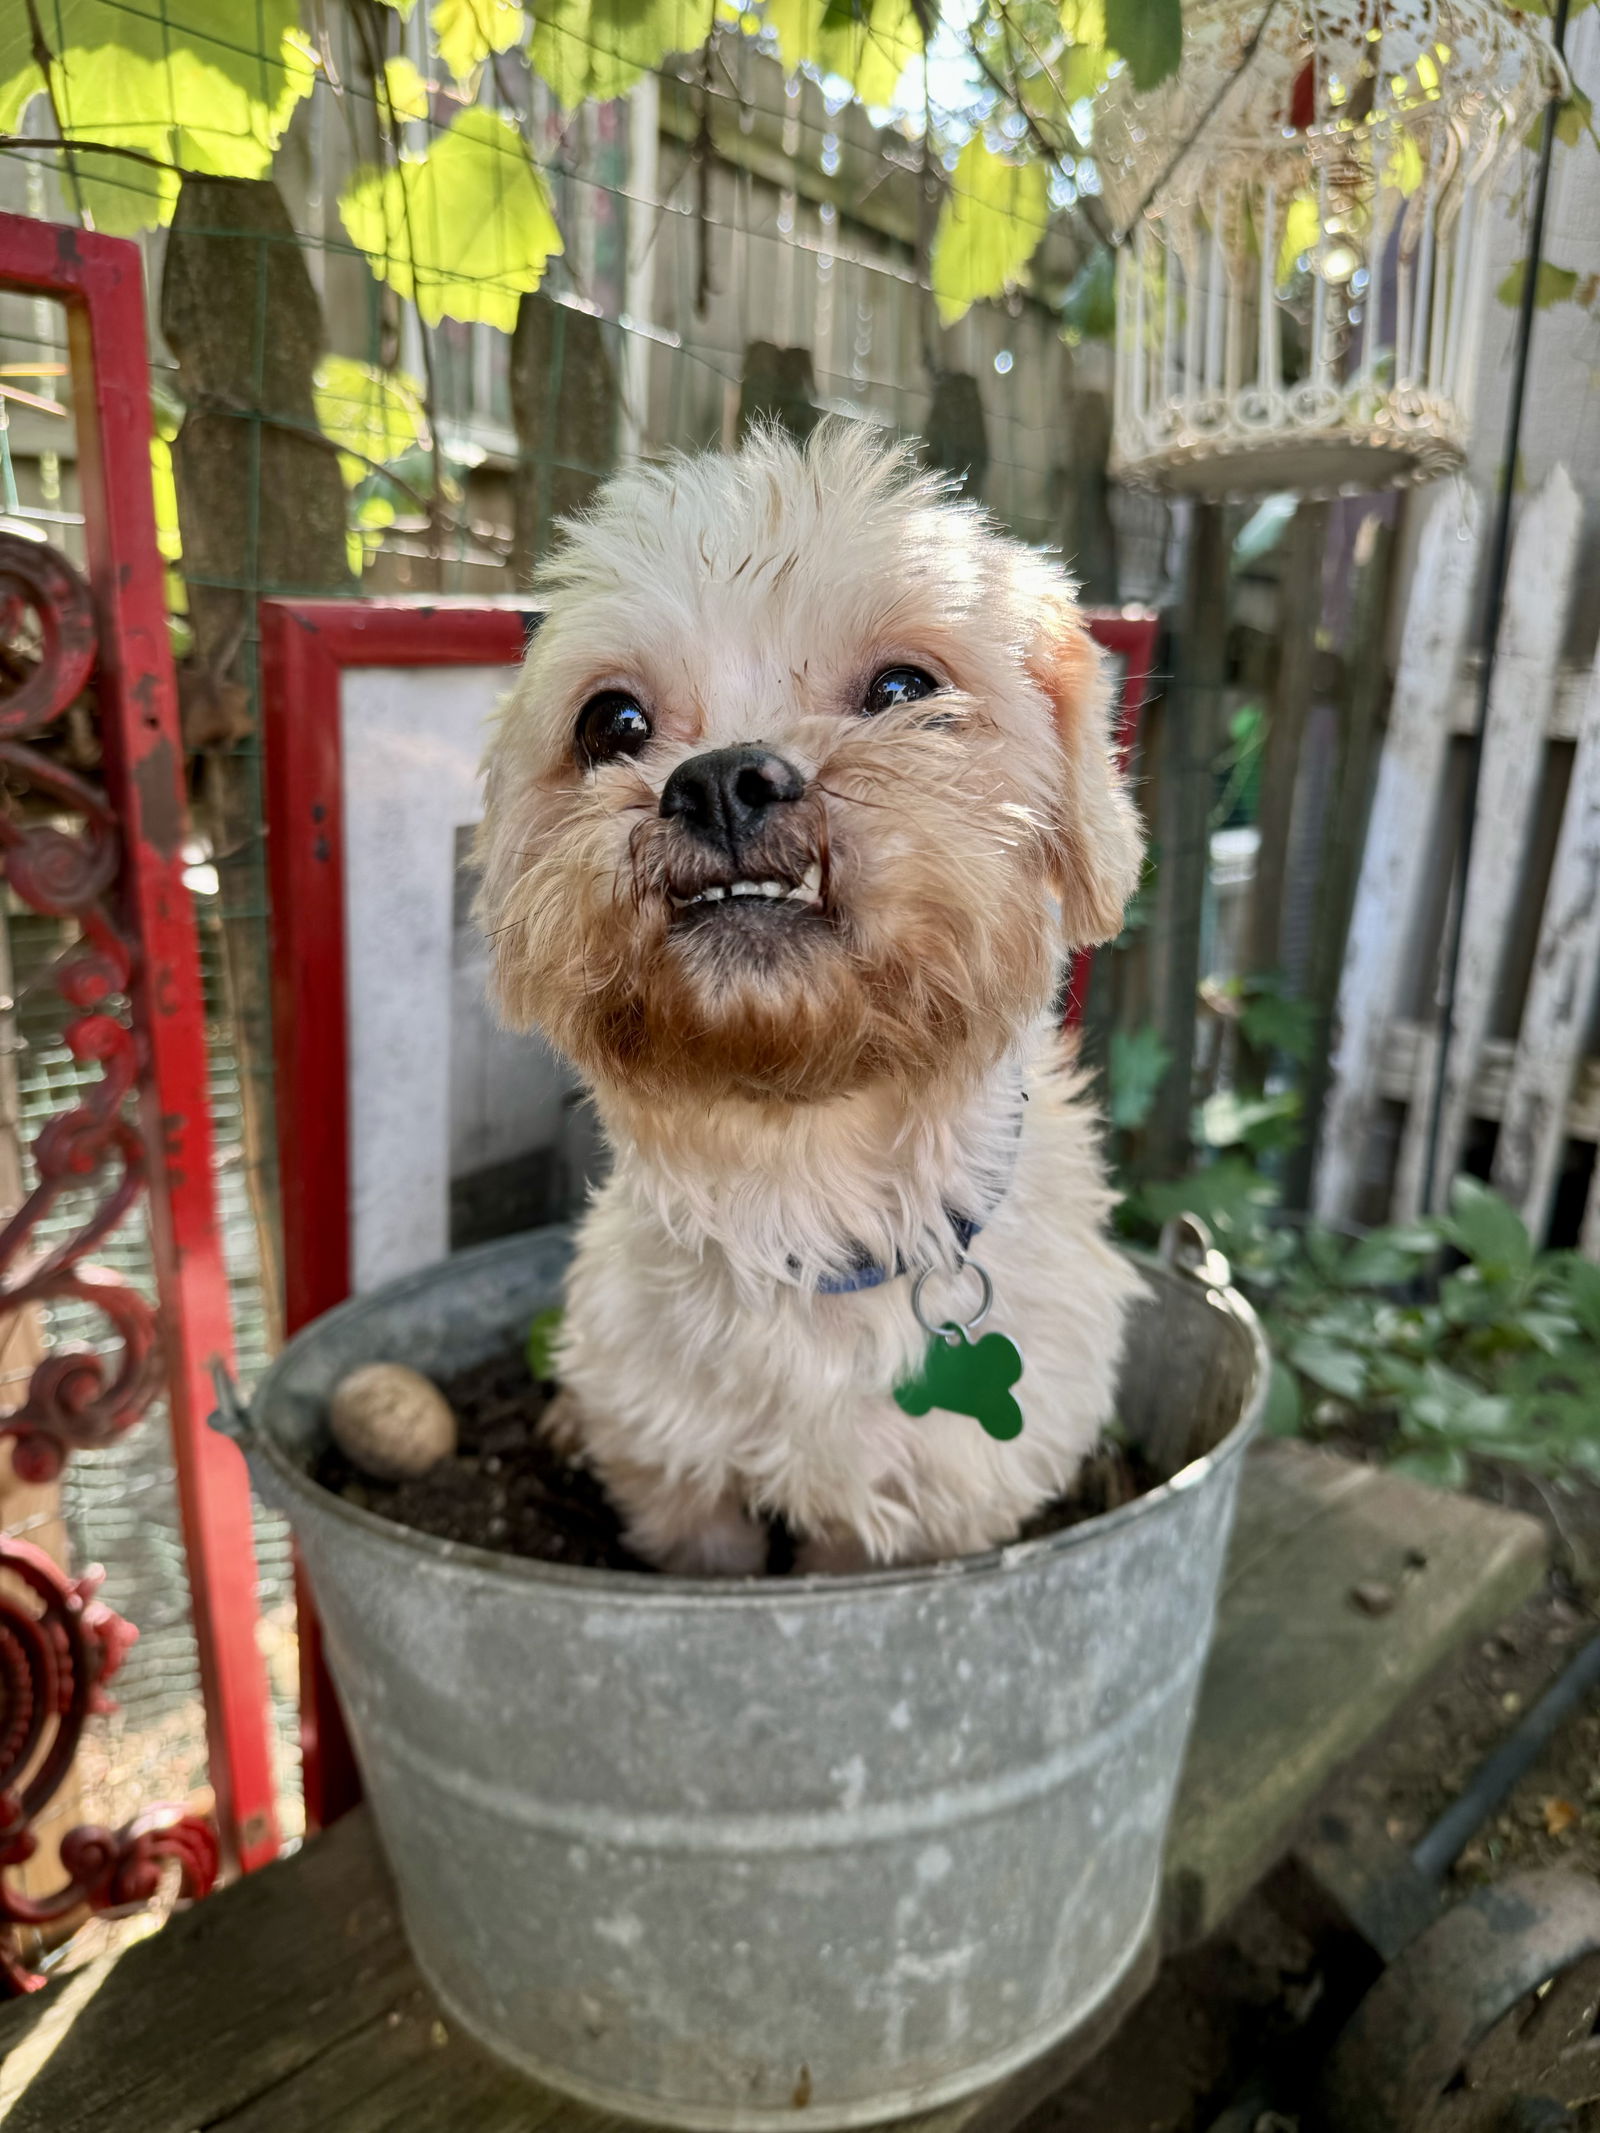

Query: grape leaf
left=340, top=106, right=564, bottom=332
left=931, top=135, right=1049, bottom=326
left=762, top=0, right=923, bottom=107
left=431, top=0, right=526, bottom=83
left=314, top=358, right=431, bottom=486
left=383, top=55, right=433, bottom=123
left=532, top=0, right=706, bottom=108
left=0, top=4, right=316, bottom=234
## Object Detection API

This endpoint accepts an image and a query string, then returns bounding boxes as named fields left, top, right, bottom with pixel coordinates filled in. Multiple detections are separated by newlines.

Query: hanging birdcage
left=1094, top=0, right=1565, bottom=498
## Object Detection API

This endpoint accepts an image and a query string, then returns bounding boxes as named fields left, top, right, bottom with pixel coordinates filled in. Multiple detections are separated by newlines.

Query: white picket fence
left=1316, top=463, right=1600, bottom=1250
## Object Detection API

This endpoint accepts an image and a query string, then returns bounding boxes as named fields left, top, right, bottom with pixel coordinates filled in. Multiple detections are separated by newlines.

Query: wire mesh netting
left=0, top=0, right=1169, bottom=1880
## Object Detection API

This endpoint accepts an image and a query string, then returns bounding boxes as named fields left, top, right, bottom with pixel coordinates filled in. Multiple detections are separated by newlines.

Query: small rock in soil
left=1349, top=1580, right=1398, bottom=1617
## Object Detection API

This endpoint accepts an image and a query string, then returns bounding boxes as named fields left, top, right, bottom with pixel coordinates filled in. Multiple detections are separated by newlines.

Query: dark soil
left=310, top=1349, right=1165, bottom=1574
left=1333, top=1459, right=1600, bottom=1894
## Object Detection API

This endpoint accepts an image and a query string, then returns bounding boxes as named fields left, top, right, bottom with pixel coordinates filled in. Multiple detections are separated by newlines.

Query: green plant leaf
left=1339, top=1228, right=1433, bottom=1289
left=533, top=0, right=708, bottom=106
left=1104, top=0, right=1180, bottom=89
left=1107, top=1025, right=1171, bottom=1132
left=1390, top=1445, right=1469, bottom=1490
left=761, top=0, right=923, bottom=105
left=931, top=135, right=1050, bottom=327
left=1554, top=1256, right=1600, bottom=1345
left=1496, top=259, right=1582, bottom=310
left=339, top=106, right=564, bottom=332
left=314, top=358, right=431, bottom=487
left=1200, top=1087, right=1301, bottom=1154
left=1400, top=1363, right=1514, bottom=1447
left=527, top=1306, right=564, bottom=1383
left=1289, top=1335, right=1367, bottom=1401
left=1439, top=1176, right=1533, bottom=1283
left=1238, top=984, right=1317, bottom=1064
left=431, top=0, right=526, bottom=82
left=1263, top=1359, right=1302, bottom=1437
left=1140, top=1156, right=1279, bottom=1253
left=1062, top=248, right=1116, bottom=342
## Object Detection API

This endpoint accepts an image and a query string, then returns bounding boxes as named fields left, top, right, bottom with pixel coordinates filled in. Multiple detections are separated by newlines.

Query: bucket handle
left=1159, top=1212, right=1233, bottom=1291
left=208, top=1359, right=257, bottom=1450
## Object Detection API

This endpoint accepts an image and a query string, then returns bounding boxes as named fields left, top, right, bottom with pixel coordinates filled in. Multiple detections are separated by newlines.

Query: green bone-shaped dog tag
left=894, top=1327, right=1025, bottom=1441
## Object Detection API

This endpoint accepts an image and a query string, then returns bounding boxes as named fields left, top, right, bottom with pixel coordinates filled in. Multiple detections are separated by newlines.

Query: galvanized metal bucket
left=218, top=1223, right=1265, bottom=2131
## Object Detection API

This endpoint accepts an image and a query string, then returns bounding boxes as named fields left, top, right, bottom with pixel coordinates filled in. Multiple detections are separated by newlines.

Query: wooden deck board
left=0, top=1443, right=1547, bottom=2133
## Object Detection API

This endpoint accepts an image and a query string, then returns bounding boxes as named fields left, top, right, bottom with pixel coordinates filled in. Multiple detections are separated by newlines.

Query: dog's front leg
left=587, top=1444, right=768, bottom=1578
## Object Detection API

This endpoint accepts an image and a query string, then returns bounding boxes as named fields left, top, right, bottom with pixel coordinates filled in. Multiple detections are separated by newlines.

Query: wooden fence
left=1316, top=464, right=1600, bottom=1250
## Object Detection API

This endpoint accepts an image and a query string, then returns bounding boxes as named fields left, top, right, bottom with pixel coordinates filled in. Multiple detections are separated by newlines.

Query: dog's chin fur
left=476, top=422, right=1146, bottom=1573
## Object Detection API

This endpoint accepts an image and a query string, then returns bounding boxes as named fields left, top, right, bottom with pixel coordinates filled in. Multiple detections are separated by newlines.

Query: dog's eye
left=862, top=667, right=939, bottom=716
left=575, top=691, right=652, bottom=768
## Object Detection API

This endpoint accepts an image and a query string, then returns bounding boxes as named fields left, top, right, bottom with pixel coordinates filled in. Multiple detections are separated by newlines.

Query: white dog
left=476, top=423, right=1144, bottom=1574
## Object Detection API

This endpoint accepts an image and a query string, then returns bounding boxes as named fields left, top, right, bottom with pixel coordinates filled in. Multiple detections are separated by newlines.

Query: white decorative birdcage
left=1094, top=0, right=1565, bottom=497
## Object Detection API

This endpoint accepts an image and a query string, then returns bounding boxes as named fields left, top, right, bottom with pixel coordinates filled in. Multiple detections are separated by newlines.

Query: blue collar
left=807, top=1209, right=984, bottom=1294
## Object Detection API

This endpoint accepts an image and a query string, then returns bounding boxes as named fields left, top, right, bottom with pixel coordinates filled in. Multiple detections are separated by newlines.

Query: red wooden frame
left=0, top=213, right=280, bottom=1873
left=260, top=600, right=532, bottom=1827
left=258, top=598, right=1157, bottom=1826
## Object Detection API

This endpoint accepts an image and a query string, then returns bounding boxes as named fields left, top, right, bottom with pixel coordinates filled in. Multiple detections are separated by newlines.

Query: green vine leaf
left=762, top=0, right=924, bottom=107
left=313, top=358, right=431, bottom=486
left=1105, top=0, right=1181, bottom=90
left=532, top=0, right=706, bottom=108
left=0, top=1, right=315, bottom=234
left=431, top=0, right=526, bottom=83
left=339, top=106, right=564, bottom=332
left=931, top=135, right=1049, bottom=326
left=383, top=55, right=433, bottom=123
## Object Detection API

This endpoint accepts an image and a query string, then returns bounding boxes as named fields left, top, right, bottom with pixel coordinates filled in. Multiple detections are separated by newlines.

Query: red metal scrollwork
left=0, top=532, right=161, bottom=1485
left=0, top=1536, right=217, bottom=1991
left=0, top=530, right=216, bottom=1990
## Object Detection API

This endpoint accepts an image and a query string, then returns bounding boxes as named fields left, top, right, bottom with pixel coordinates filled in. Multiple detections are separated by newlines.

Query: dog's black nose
left=659, top=745, right=805, bottom=853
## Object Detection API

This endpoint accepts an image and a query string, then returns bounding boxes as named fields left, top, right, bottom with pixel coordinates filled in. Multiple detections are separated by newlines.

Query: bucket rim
left=242, top=1228, right=1268, bottom=1606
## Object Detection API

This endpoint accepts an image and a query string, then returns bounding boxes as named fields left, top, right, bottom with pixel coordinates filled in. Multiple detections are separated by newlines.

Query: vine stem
left=19, top=0, right=85, bottom=225
left=349, top=2, right=446, bottom=586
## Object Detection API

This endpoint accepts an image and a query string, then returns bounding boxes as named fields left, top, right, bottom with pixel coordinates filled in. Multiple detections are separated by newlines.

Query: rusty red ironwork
left=0, top=1535, right=218, bottom=1991
left=0, top=211, right=280, bottom=1885
left=0, top=534, right=163, bottom=1483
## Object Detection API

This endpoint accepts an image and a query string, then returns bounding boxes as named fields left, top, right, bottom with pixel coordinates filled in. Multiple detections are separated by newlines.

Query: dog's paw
left=646, top=1507, right=770, bottom=1579
left=792, top=1530, right=875, bottom=1577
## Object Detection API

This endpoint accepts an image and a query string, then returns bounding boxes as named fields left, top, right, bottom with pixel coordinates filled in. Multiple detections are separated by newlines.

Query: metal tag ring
left=911, top=1259, right=994, bottom=1345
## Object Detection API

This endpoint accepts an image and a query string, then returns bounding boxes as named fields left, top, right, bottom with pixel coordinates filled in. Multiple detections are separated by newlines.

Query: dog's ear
left=1027, top=597, right=1145, bottom=948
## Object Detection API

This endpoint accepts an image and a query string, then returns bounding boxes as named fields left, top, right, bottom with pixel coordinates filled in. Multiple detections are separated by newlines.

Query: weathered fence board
left=1318, top=462, right=1600, bottom=1252
left=1391, top=466, right=1582, bottom=1219
left=1492, top=637, right=1600, bottom=1235
left=1314, top=485, right=1481, bottom=1222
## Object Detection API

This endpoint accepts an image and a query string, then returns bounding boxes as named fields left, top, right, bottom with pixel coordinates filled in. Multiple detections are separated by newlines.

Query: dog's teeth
left=791, top=862, right=823, bottom=904
left=757, top=881, right=785, bottom=899
left=729, top=881, right=759, bottom=898
left=702, top=885, right=727, bottom=902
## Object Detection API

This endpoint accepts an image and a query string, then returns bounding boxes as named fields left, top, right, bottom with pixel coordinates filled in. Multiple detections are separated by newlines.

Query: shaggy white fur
left=476, top=422, right=1145, bottom=1573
